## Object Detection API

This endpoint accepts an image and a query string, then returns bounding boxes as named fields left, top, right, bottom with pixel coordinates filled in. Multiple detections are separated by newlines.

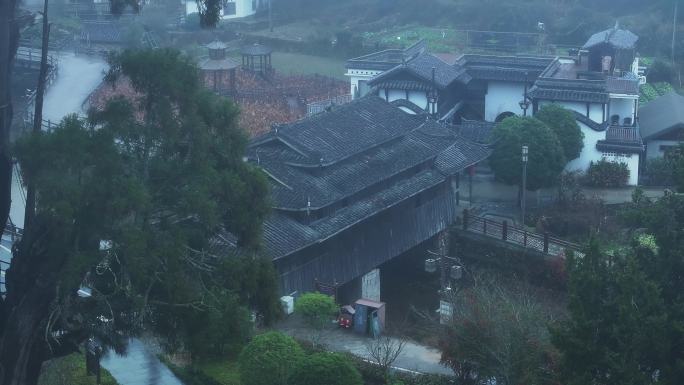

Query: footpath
left=278, top=316, right=453, bottom=376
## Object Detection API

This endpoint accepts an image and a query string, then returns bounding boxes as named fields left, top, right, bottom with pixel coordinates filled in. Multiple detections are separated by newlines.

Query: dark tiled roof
left=250, top=96, right=424, bottom=165
left=346, top=40, right=427, bottom=71
left=529, top=78, right=609, bottom=103
left=638, top=91, right=684, bottom=140
left=241, top=43, right=272, bottom=56
left=368, top=54, right=470, bottom=89
left=199, top=58, right=239, bottom=71
left=583, top=27, right=638, bottom=50
left=263, top=170, right=445, bottom=259
left=246, top=97, right=490, bottom=259
left=374, top=80, right=432, bottom=92
left=455, top=120, right=496, bottom=144
left=458, top=54, right=555, bottom=82
left=207, top=40, right=229, bottom=50
left=606, top=75, right=639, bottom=95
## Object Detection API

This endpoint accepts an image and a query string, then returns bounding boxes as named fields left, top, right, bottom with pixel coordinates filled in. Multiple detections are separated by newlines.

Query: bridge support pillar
left=361, top=268, right=381, bottom=302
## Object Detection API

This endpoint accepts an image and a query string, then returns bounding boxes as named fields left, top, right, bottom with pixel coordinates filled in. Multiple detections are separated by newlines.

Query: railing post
left=543, top=232, right=549, bottom=254
left=502, top=220, right=508, bottom=241
left=523, top=230, right=527, bottom=247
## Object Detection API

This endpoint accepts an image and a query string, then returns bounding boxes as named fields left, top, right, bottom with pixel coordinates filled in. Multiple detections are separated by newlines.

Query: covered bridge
left=241, top=96, right=490, bottom=297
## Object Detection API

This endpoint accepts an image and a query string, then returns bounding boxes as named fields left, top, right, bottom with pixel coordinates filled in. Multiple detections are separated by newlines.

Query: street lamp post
left=518, top=71, right=531, bottom=117
left=521, top=145, right=528, bottom=226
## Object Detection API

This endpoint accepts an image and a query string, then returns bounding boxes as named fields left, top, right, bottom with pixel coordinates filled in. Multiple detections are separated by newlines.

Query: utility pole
left=25, top=0, right=50, bottom=230
left=521, top=145, right=528, bottom=226
left=673, top=0, right=679, bottom=66
left=268, top=0, right=273, bottom=32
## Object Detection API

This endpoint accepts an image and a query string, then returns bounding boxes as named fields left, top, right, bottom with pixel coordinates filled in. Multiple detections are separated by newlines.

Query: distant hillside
left=273, top=0, right=680, bottom=57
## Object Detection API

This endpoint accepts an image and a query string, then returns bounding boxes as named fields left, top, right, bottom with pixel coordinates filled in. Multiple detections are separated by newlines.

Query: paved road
left=9, top=52, right=107, bottom=229
left=279, top=318, right=452, bottom=376
left=101, top=338, right=185, bottom=385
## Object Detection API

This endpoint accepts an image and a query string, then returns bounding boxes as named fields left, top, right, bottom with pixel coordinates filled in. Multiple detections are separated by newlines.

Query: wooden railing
left=462, top=211, right=581, bottom=257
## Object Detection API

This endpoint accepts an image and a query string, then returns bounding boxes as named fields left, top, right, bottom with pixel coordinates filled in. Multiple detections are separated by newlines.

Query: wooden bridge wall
left=274, top=182, right=458, bottom=295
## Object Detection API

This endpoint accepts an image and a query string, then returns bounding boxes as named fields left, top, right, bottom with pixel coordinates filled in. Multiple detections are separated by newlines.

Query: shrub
left=289, top=352, right=363, bottom=385
left=490, top=116, right=566, bottom=190
left=295, top=292, right=338, bottom=329
left=238, top=332, right=304, bottom=385
left=585, top=159, right=630, bottom=187
left=535, top=104, right=584, bottom=161
left=647, top=59, right=675, bottom=83
left=641, top=157, right=675, bottom=186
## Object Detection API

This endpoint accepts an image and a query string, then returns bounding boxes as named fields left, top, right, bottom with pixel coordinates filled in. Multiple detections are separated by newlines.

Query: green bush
left=238, top=332, right=304, bottom=385
left=294, top=292, right=338, bottom=329
left=289, top=352, right=363, bottom=385
left=647, top=59, right=675, bottom=83
left=38, top=353, right=119, bottom=385
left=585, top=159, right=630, bottom=187
left=535, top=104, right=584, bottom=161
left=641, top=157, right=675, bottom=186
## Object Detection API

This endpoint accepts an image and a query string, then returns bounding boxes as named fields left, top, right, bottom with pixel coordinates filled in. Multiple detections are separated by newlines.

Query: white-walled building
left=346, top=25, right=645, bottom=185
left=185, top=0, right=262, bottom=20
left=639, top=92, right=684, bottom=159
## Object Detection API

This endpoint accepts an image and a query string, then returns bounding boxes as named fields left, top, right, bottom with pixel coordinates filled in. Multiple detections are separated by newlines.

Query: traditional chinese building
left=240, top=96, right=489, bottom=297
left=347, top=25, right=645, bottom=185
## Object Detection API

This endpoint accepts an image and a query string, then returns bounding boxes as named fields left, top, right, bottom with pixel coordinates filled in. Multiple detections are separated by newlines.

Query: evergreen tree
left=552, top=240, right=670, bottom=385
left=489, top=116, right=566, bottom=191
left=535, top=104, right=584, bottom=161
left=0, top=49, right=276, bottom=385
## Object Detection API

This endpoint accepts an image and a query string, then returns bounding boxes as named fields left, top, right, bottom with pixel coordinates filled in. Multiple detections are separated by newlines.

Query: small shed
left=353, top=299, right=386, bottom=337
left=199, top=40, right=239, bottom=92
left=241, top=43, right=273, bottom=76
left=582, top=24, right=638, bottom=74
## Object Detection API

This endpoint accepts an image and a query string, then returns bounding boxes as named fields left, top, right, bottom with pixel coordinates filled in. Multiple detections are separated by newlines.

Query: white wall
left=565, top=121, right=605, bottom=172
left=485, top=81, right=526, bottom=122
left=589, top=103, right=604, bottom=123
left=186, top=0, right=258, bottom=20
left=346, top=69, right=383, bottom=98
left=538, top=100, right=605, bottom=124
left=609, top=97, right=636, bottom=124
left=388, top=89, right=405, bottom=102
left=646, top=139, right=680, bottom=159
left=408, top=91, right=428, bottom=109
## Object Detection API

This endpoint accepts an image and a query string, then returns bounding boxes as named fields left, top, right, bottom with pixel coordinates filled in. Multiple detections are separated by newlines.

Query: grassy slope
left=38, top=353, right=119, bottom=385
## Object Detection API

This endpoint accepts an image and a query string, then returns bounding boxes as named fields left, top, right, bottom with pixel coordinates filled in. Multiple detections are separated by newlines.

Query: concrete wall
left=538, top=100, right=605, bottom=124
left=186, top=0, right=259, bottom=19
left=346, top=69, right=383, bottom=98
left=646, top=139, right=680, bottom=159
left=408, top=91, right=428, bottom=109
left=589, top=103, right=605, bottom=123
left=485, top=81, right=526, bottom=122
left=565, top=121, right=605, bottom=171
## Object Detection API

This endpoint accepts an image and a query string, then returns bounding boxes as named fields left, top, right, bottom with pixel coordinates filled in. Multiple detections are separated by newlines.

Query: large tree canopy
left=489, top=116, right=566, bottom=191
left=0, top=49, right=277, bottom=385
left=535, top=104, right=584, bottom=161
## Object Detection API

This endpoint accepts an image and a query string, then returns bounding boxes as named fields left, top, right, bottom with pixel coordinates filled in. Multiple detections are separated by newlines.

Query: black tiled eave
left=262, top=170, right=446, bottom=260
left=528, top=88, right=609, bottom=103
